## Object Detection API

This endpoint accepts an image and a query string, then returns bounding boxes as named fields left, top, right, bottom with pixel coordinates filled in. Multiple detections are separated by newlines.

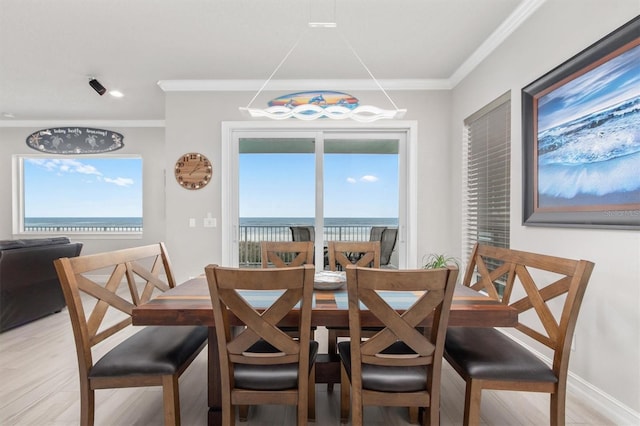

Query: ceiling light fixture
left=109, top=90, right=124, bottom=98
left=89, top=78, right=107, bottom=96
left=239, top=6, right=406, bottom=122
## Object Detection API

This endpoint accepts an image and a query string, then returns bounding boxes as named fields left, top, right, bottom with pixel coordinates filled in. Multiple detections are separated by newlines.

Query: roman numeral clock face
left=174, top=153, right=212, bottom=190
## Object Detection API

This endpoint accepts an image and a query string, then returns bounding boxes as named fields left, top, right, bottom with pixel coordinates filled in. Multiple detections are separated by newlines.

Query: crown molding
left=157, top=78, right=452, bottom=92
left=0, top=120, right=165, bottom=128
left=449, top=0, right=547, bottom=86
left=158, top=0, right=544, bottom=93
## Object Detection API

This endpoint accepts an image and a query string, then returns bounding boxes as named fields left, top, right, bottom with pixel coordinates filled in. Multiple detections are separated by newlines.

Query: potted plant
left=421, top=253, right=459, bottom=269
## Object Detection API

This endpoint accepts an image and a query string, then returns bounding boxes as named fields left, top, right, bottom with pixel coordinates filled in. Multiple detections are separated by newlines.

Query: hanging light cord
left=245, top=28, right=309, bottom=109
left=337, top=29, right=401, bottom=111
left=245, top=26, right=402, bottom=112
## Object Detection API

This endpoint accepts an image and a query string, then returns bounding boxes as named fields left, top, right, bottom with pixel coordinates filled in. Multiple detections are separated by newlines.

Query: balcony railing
left=239, top=225, right=373, bottom=267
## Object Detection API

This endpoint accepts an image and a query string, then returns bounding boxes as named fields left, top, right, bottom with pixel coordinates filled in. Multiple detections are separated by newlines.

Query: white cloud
left=104, top=177, right=134, bottom=187
left=346, top=177, right=357, bottom=184
left=360, top=175, right=378, bottom=183
left=30, top=158, right=102, bottom=176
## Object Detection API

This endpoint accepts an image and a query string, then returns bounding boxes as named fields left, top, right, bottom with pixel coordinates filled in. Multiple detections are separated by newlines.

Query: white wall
left=450, top=0, right=640, bottom=417
left=163, top=89, right=454, bottom=282
left=1, top=1, right=637, bottom=418
left=0, top=126, right=166, bottom=255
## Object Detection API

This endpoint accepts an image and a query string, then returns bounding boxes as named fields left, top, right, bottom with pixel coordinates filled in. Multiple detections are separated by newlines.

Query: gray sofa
left=0, top=237, right=83, bottom=332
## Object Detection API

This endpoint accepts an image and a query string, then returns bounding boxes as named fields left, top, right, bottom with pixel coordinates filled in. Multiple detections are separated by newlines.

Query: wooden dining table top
left=132, top=276, right=518, bottom=328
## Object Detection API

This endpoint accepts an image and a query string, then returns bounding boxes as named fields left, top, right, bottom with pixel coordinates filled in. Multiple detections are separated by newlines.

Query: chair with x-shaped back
left=261, top=241, right=314, bottom=268
left=445, top=243, right=595, bottom=426
left=205, top=264, right=318, bottom=426
left=325, top=241, right=381, bottom=392
left=54, top=243, right=208, bottom=426
left=338, top=265, right=458, bottom=425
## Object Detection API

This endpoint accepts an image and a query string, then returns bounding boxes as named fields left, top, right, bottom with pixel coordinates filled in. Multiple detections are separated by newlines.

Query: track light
left=89, top=78, right=106, bottom=96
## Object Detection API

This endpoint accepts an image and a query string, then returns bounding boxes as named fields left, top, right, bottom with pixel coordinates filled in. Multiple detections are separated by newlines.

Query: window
left=15, top=156, right=143, bottom=235
left=222, top=123, right=416, bottom=269
left=236, top=133, right=401, bottom=267
left=462, top=92, right=511, bottom=258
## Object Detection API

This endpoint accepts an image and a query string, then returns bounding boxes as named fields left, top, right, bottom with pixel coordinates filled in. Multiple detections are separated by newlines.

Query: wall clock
left=174, top=152, right=212, bottom=190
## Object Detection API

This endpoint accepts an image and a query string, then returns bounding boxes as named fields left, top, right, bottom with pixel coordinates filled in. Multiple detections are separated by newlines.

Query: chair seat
left=235, top=340, right=319, bottom=391
left=445, top=327, right=558, bottom=383
left=327, top=326, right=381, bottom=331
left=338, top=341, right=426, bottom=393
left=90, top=325, right=208, bottom=378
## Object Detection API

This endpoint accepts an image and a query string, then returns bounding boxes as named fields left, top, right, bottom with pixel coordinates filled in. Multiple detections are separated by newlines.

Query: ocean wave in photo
left=537, top=95, right=640, bottom=207
left=538, top=96, right=640, bottom=166
left=538, top=150, right=640, bottom=205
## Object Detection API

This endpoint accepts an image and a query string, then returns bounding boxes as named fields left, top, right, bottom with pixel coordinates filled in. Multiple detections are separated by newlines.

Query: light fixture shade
left=239, top=105, right=406, bottom=122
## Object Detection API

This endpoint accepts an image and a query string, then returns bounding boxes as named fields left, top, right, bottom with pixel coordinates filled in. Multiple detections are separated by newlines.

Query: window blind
left=462, top=92, right=511, bottom=260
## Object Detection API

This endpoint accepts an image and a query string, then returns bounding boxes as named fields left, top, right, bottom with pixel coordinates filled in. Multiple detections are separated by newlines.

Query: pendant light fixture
left=239, top=2, right=406, bottom=122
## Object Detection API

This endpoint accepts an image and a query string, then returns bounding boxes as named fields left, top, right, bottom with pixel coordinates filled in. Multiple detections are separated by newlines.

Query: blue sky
left=24, top=157, right=142, bottom=217
left=24, top=153, right=397, bottom=219
left=240, top=153, right=399, bottom=218
left=537, top=43, right=640, bottom=132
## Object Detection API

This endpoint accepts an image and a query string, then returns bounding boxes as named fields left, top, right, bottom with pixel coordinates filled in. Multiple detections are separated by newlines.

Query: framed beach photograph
left=522, top=16, right=640, bottom=230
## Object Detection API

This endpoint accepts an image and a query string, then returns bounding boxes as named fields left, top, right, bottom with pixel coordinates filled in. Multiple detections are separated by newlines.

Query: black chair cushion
left=234, top=339, right=319, bottom=391
left=327, top=326, right=382, bottom=331
left=338, top=341, right=427, bottom=393
left=445, top=327, right=558, bottom=383
left=89, top=325, right=208, bottom=378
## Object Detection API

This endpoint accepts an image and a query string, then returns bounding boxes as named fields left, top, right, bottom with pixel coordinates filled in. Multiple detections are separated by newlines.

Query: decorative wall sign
left=522, top=16, right=640, bottom=230
left=26, top=127, right=124, bottom=154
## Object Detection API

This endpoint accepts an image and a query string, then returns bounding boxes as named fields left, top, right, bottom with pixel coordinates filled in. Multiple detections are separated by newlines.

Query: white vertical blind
left=462, top=92, right=511, bottom=260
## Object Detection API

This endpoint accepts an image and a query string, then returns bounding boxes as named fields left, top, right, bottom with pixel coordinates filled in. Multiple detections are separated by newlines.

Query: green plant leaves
left=422, top=253, right=459, bottom=269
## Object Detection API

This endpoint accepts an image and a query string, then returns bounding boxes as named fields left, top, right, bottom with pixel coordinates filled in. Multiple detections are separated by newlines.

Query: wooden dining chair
left=53, top=243, right=208, bottom=426
left=445, top=244, right=595, bottom=426
left=204, top=264, right=318, bottom=426
left=238, top=241, right=317, bottom=420
left=261, top=241, right=314, bottom=268
left=325, top=241, right=381, bottom=391
left=338, top=265, right=459, bottom=426
left=327, top=240, right=381, bottom=272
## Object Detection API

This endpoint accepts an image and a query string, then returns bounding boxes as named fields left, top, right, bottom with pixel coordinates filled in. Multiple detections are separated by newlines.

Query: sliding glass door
left=224, top=125, right=412, bottom=269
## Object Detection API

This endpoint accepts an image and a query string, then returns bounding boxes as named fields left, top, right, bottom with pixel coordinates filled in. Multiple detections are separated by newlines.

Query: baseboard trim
left=498, top=329, right=640, bottom=425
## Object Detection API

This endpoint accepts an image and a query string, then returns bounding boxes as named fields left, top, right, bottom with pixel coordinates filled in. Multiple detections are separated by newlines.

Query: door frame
left=221, top=120, right=418, bottom=268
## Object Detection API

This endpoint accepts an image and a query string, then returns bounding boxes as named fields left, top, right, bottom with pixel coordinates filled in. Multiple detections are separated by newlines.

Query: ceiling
left=0, top=0, right=542, bottom=123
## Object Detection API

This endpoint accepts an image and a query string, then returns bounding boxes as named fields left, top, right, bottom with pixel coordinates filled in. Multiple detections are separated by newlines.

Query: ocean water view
left=240, top=217, right=398, bottom=227
left=24, top=217, right=143, bottom=232
left=22, top=216, right=396, bottom=236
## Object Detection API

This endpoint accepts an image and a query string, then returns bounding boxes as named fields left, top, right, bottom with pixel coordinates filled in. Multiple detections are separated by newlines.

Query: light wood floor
left=0, top=309, right=615, bottom=426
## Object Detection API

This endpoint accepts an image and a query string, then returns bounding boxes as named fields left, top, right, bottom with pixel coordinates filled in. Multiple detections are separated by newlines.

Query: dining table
left=132, top=274, right=518, bottom=426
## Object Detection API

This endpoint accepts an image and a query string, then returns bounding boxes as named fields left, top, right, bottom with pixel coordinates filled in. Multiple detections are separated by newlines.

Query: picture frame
left=522, top=16, right=640, bottom=230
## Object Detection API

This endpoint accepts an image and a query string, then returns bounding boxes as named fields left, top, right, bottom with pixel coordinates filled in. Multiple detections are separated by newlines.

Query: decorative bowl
left=314, top=271, right=346, bottom=290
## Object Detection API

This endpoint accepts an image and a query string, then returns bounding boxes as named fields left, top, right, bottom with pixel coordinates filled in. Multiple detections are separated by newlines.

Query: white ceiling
left=0, top=0, right=543, bottom=123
